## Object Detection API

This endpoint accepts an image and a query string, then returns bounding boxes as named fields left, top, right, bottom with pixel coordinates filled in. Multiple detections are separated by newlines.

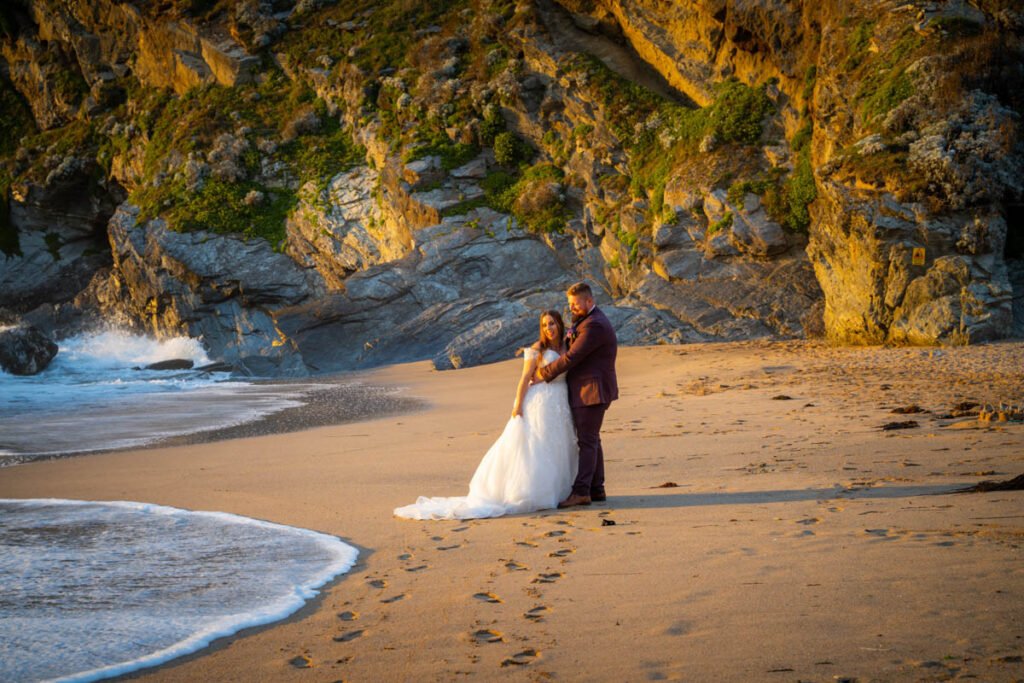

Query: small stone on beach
left=881, top=420, right=919, bottom=430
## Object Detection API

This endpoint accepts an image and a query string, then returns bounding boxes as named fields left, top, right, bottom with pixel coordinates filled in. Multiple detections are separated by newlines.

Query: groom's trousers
left=571, top=403, right=608, bottom=497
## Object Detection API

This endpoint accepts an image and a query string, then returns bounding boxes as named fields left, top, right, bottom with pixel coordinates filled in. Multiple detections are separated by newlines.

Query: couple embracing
left=395, top=282, right=618, bottom=520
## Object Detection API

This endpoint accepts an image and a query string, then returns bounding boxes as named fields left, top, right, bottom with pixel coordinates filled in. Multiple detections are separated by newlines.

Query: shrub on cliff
left=707, top=79, right=774, bottom=145
left=493, top=131, right=532, bottom=166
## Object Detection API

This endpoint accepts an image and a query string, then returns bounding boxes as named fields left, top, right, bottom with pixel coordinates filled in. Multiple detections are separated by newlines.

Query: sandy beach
left=2, top=341, right=1023, bottom=682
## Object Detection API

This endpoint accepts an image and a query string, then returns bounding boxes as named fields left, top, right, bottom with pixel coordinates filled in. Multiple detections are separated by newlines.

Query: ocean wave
left=0, top=499, right=358, bottom=683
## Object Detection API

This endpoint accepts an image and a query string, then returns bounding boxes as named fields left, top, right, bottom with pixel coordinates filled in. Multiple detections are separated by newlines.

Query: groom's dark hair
left=567, top=282, right=593, bottom=298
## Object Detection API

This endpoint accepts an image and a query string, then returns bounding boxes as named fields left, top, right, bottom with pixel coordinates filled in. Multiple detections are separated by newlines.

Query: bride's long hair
left=538, top=310, right=566, bottom=352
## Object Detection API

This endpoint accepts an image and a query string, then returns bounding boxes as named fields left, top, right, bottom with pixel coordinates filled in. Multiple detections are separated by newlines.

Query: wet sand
left=1, top=341, right=1022, bottom=681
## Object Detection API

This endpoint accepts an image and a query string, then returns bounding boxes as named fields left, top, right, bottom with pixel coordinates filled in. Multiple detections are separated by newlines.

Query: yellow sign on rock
left=911, top=247, right=926, bottom=266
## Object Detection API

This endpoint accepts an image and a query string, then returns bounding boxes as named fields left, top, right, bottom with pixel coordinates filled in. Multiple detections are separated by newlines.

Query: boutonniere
left=567, top=327, right=577, bottom=344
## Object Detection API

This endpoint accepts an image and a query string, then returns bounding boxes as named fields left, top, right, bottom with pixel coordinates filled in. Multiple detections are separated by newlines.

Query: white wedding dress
left=394, top=348, right=578, bottom=520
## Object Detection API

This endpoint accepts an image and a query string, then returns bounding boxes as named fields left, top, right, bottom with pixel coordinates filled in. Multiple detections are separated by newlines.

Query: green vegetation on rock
left=843, top=20, right=876, bottom=71
left=126, top=72, right=363, bottom=244
left=565, top=53, right=775, bottom=227
left=406, top=137, right=479, bottom=171
left=0, top=76, right=36, bottom=156
left=277, top=0, right=471, bottom=75
left=708, top=211, right=733, bottom=236
left=474, top=162, right=567, bottom=233
left=853, top=26, right=924, bottom=124
left=493, top=131, right=532, bottom=166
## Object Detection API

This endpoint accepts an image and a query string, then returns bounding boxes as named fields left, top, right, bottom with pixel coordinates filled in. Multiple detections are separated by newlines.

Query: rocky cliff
left=1, top=0, right=1021, bottom=374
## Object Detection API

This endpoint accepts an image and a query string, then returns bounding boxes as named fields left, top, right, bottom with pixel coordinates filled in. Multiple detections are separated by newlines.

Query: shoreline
left=1, top=341, right=1022, bottom=682
left=0, top=370, right=428, bottom=467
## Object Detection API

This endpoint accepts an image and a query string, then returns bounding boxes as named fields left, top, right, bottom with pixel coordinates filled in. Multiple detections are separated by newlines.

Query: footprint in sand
left=437, top=544, right=461, bottom=551
left=398, top=552, right=414, bottom=560
left=532, top=572, right=563, bottom=584
left=863, top=528, right=896, bottom=540
left=366, top=578, right=388, bottom=589
left=504, top=560, right=529, bottom=572
left=474, top=592, right=503, bottom=604
left=524, top=605, right=550, bottom=621
left=333, top=629, right=365, bottom=643
left=548, top=548, right=575, bottom=558
left=501, top=649, right=540, bottom=667
left=338, top=611, right=359, bottom=621
left=515, top=540, right=539, bottom=548
left=380, top=593, right=408, bottom=604
left=796, top=518, right=820, bottom=526
left=404, top=564, right=429, bottom=572
left=545, top=530, right=566, bottom=538
left=471, top=629, right=504, bottom=644
left=289, top=655, right=313, bottom=668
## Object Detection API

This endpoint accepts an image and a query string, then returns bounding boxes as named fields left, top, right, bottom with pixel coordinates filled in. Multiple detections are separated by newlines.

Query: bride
left=394, top=310, right=578, bottom=520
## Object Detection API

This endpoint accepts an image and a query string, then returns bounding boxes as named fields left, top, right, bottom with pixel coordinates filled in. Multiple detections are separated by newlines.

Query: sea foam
left=0, top=329, right=324, bottom=460
left=0, top=499, right=358, bottom=682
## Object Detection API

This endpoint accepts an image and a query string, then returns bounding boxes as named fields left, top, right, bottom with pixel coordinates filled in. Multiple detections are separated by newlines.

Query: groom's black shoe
left=558, top=493, right=592, bottom=508
left=590, top=490, right=607, bottom=502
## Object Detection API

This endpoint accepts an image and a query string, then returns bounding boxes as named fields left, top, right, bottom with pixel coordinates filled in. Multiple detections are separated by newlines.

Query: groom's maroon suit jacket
left=538, top=306, right=618, bottom=407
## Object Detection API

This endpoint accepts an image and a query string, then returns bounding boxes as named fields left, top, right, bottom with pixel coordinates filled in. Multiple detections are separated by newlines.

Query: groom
left=535, top=282, right=618, bottom=508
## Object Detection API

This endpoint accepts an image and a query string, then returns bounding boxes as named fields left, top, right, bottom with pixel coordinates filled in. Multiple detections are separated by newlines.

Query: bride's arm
left=512, top=347, right=540, bottom=418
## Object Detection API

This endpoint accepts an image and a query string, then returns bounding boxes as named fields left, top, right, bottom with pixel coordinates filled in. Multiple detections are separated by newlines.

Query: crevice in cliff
left=535, top=0, right=694, bottom=107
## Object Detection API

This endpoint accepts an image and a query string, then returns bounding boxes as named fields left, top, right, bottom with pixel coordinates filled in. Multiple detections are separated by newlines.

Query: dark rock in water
left=955, top=474, right=1024, bottom=493
left=0, top=325, right=59, bottom=375
left=144, top=359, right=194, bottom=371
left=195, top=361, right=234, bottom=373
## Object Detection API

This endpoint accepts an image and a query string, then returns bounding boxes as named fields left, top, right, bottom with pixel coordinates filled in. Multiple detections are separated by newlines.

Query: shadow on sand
left=604, top=484, right=965, bottom=510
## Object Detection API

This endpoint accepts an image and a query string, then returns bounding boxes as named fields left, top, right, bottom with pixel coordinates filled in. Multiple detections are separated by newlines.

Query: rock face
left=1, top=0, right=1021, bottom=375
left=0, top=162, right=122, bottom=313
left=277, top=204, right=689, bottom=372
left=809, top=181, right=1014, bottom=345
left=557, top=0, right=1022, bottom=345
left=96, top=205, right=323, bottom=376
left=0, top=324, right=58, bottom=375
left=285, top=167, right=409, bottom=289
left=25, top=0, right=260, bottom=97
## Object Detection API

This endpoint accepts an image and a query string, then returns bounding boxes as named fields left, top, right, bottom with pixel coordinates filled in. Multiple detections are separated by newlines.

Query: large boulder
left=0, top=325, right=59, bottom=375
left=98, top=204, right=323, bottom=376
left=809, top=182, right=1014, bottom=345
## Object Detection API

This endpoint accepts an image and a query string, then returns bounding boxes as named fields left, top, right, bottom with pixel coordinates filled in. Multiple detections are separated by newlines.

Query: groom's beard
left=571, top=309, right=591, bottom=324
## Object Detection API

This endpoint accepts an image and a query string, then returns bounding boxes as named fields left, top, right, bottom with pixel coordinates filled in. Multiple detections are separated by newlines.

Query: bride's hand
left=512, top=404, right=523, bottom=419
